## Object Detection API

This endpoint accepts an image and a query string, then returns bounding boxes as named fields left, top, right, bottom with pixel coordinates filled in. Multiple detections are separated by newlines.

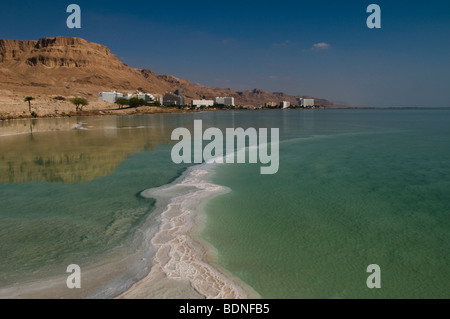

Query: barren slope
left=0, top=36, right=332, bottom=107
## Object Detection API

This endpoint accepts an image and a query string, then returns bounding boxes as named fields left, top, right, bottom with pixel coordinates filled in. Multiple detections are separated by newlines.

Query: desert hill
left=0, top=36, right=332, bottom=107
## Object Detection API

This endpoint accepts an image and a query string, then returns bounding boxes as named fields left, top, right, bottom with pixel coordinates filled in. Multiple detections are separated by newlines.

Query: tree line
left=116, top=97, right=161, bottom=109
left=24, top=95, right=164, bottom=116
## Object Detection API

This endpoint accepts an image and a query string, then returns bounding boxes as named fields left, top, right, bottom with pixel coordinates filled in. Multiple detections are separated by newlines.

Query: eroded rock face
left=0, top=37, right=127, bottom=70
left=0, top=36, right=332, bottom=107
left=0, top=36, right=161, bottom=96
left=0, top=39, right=36, bottom=62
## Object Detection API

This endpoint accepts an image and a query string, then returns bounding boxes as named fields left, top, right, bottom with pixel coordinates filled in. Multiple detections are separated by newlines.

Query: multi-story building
left=214, top=97, right=235, bottom=107
left=192, top=100, right=215, bottom=108
left=154, top=94, right=163, bottom=105
left=280, top=101, right=291, bottom=109
left=99, top=91, right=159, bottom=104
left=128, top=93, right=156, bottom=103
left=303, top=99, right=315, bottom=107
left=298, top=98, right=315, bottom=107
left=98, top=91, right=124, bottom=103
left=265, top=101, right=278, bottom=108
left=163, top=89, right=185, bottom=106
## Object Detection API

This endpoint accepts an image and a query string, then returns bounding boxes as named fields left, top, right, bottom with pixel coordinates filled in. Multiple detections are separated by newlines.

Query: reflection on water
left=0, top=110, right=337, bottom=290
left=0, top=111, right=315, bottom=184
left=0, top=115, right=182, bottom=184
left=0, top=113, right=200, bottom=291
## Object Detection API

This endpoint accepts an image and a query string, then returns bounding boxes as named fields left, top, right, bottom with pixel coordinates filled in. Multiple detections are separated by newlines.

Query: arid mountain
left=0, top=36, right=333, bottom=107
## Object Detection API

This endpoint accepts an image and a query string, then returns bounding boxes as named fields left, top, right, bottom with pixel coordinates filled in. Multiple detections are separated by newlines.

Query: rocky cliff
left=0, top=36, right=332, bottom=107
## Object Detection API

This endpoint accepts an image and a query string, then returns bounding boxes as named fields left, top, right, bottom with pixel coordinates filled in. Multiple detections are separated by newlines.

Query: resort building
left=192, top=100, right=215, bottom=108
left=128, top=92, right=156, bottom=104
left=98, top=91, right=123, bottom=103
left=214, top=97, right=235, bottom=107
left=163, top=89, right=185, bottom=106
left=99, top=91, right=159, bottom=104
left=154, top=94, right=163, bottom=105
left=265, top=101, right=278, bottom=108
left=280, top=101, right=290, bottom=109
left=298, top=98, right=315, bottom=107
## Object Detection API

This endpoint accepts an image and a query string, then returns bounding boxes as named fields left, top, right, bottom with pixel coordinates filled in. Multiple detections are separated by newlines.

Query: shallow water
left=203, top=109, right=450, bottom=298
left=0, top=114, right=191, bottom=293
left=1, top=109, right=449, bottom=298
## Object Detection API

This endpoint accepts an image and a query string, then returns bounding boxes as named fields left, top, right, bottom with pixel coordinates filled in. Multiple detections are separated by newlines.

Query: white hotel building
left=127, top=93, right=156, bottom=103
left=191, top=100, right=215, bottom=108
left=280, top=101, right=290, bottom=109
left=215, top=97, right=235, bottom=107
left=298, top=98, right=315, bottom=107
left=98, top=91, right=124, bottom=103
left=99, top=91, right=156, bottom=104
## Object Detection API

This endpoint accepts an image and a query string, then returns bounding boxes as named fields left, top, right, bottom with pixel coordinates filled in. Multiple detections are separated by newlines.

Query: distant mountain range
left=0, top=37, right=334, bottom=107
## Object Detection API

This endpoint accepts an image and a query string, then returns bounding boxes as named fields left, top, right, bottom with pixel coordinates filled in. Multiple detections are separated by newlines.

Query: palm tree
left=24, top=96, right=34, bottom=112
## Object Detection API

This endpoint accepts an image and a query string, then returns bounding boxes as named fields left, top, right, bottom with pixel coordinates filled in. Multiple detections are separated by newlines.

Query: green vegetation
left=115, top=97, right=160, bottom=109
left=128, top=97, right=147, bottom=108
left=70, top=97, right=89, bottom=112
left=116, top=98, right=129, bottom=109
left=24, top=96, right=34, bottom=112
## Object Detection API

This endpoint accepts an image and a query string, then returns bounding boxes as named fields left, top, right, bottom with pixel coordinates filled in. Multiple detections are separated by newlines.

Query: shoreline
left=118, top=163, right=260, bottom=299
left=0, top=94, right=201, bottom=121
left=2, top=105, right=430, bottom=122
left=0, top=109, right=260, bottom=299
left=0, top=161, right=261, bottom=299
left=0, top=163, right=257, bottom=299
left=0, top=94, right=358, bottom=122
left=0, top=106, right=198, bottom=121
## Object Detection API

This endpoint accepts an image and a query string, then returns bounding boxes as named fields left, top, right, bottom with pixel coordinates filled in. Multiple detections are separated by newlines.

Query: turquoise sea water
left=0, top=110, right=449, bottom=298
left=203, top=109, right=450, bottom=298
left=0, top=114, right=191, bottom=290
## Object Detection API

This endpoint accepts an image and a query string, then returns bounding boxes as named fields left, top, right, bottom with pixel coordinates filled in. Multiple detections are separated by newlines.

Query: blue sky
left=1, top=0, right=449, bottom=107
